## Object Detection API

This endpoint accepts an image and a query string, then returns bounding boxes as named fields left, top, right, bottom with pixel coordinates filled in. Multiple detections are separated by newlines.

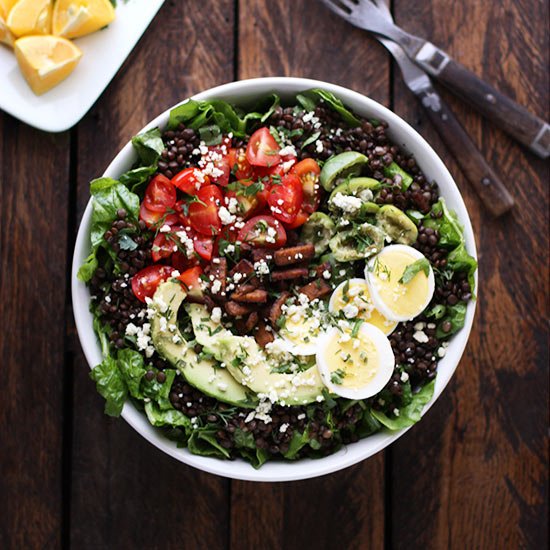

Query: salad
left=78, top=89, right=477, bottom=468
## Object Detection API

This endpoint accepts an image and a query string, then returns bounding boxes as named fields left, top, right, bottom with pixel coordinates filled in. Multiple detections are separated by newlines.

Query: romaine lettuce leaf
left=131, top=128, right=165, bottom=166
left=89, top=356, right=128, bottom=417
left=371, top=380, right=435, bottom=430
left=300, top=89, right=361, bottom=126
left=187, top=428, right=231, bottom=459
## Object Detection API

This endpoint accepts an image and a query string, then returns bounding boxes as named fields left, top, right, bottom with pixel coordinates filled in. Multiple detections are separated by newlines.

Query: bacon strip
left=231, top=289, right=268, bottom=303
left=273, top=243, right=315, bottom=266
left=225, top=301, right=256, bottom=317
left=268, top=291, right=291, bottom=325
left=271, top=267, right=309, bottom=281
left=298, top=279, right=332, bottom=301
left=255, top=320, right=275, bottom=347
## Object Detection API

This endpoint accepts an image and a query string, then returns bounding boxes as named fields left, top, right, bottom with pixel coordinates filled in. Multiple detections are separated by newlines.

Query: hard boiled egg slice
left=278, top=301, right=324, bottom=356
left=316, top=325, right=395, bottom=399
left=329, top=278, right=398, bottom=336
left=365, top=244, right=435, bottom=322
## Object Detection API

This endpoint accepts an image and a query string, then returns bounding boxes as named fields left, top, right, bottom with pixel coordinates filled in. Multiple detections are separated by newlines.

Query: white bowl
left=72, top=77, right=478, bottom=482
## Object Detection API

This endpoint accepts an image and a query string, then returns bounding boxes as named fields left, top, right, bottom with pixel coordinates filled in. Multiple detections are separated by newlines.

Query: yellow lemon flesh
left=0, top=14, right=15, bottom=46
left=329, top=278, right=398, bottom=336
left=0, top=0, right=17, bottom=19
left=52, top=0, right=115, bottom=39
left=7, top=0, right=52, bottom=37
left=14, top=35, right=82, bottom=94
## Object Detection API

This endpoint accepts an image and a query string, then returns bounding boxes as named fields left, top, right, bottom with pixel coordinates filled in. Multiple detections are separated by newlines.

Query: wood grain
left=233, top=2, right=389, bottom=548
left=391, top=0, right=549, bottom=547
left=0, top=118, right=70, bottom=548
left=69, top=2, right=235, bottom=548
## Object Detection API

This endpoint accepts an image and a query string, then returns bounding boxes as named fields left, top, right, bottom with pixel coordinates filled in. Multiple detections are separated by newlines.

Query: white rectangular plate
left=0, top=0, right=165, bottom=132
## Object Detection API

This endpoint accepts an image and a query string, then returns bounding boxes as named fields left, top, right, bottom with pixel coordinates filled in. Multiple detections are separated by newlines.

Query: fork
left=320, top=0, right=550, bottom=159
left=368, top=1, right=514, bottom=216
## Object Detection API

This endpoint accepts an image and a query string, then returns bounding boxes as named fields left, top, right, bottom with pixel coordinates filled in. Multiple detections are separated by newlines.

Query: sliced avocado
left=150, top=281, right=255, bottom=408
left=320, top=152, right=368, bottom=191
left=376, top=205, right=418, bottom=244
left=328, top=223, right=385, bottom=262
left=187, top=304, right=325, bottom=406
left=328, top=176, right=380, bottom=202
left=383, top=162, right=413, bottom=190
left=300, top=212, right=336, bottom=256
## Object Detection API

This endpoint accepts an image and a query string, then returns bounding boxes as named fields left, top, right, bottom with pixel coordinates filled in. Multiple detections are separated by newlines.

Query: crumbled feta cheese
left=400, top=371, right=410, bottom=382
left=104, top=295, right=111, bottom=304
left=331, top=192, right=362, bottom=213
left=413, top=330, right=429, bottom=343
left=279, top=145, right=297, bottom=157
left=211, top=280, right=222, bottom=294
left=393, top=408, right=400, bottom=417
left=315, top=140, right=324, bottom=153
left=279, top=423, right=289, bottom=433
left=211, top=307, right=222, bottom=323
left=227, top=197, right=239, bottom=214
left=159, top=224, right=171, bottom=233
left=437, top=346, right=446, bottom=358
left=254, top=259, right=270, bottom=276
left=343, top=304, right=359, bottom=319
left=218, top=206, right=236, bottom=225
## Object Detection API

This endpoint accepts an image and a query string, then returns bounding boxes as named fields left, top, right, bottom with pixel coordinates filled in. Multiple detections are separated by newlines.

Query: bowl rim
left=72, top=76, right=478, bottom=482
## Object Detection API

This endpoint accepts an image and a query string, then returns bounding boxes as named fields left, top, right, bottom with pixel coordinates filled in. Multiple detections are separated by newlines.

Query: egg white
left=316, top=324, right=395, bottom=400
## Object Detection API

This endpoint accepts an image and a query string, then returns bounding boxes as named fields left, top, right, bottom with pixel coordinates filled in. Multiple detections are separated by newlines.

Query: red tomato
left=246, top=127, right=281, bottom=167
left=225, top=179, right=268, bottom=220
left=237, top=215, right=287, bottom=249
left=284, top=209, right=309, bottom=229
left=172, top=168, right=208, bottom=195
left=188, top=185, right=223, bottom=236
left=228, top=147, right=254, bottom=180
left=172, top=251, right=197, bottom=271
left=177, top=266, right=204, bottom=299
left=292, top=158, right=321, bottom=213
left=267, top=173, right=304, bottom=224
left=139, top=202, right=179, bottom=228
left=173, top=200, right=191, bottom=227
left=131, top=265, right=174, bottom=302
left=151, top=233, right=174, bottom=263
left=193, top=234, right=214, bottom=261
left=143, top=174, right=176, bottom=213
left=213, top=224, right=240, bottom=257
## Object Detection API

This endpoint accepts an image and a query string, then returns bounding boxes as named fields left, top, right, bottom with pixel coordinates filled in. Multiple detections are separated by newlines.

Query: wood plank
left=391, top=0, right=549, bottom=548
left=0, top=118, right=70, bottom=548
left=69, top=2, right=235, bottom=548
left=232, top=2, right=389, bottom=549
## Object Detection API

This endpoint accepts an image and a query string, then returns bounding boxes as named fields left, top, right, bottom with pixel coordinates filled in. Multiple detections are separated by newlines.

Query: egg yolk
left=324, top=330, right=380, bottom=389
left=331, top=281, right=397, bottom=334
left=371, top=250, right=431, bottom=319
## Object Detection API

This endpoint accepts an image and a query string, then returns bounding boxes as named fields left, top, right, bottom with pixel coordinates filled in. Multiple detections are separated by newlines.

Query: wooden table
left=1, top=1, right=548, bottom=548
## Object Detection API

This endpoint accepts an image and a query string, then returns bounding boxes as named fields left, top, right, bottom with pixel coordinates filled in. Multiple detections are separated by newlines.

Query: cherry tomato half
left=213, top=223, right=240, bottom=257
left=267, top=173, right=304, bottom=224
left=228, top=147, right=254, bottom=181
left=246, top=127, right=281, bottom=167
left=131, top=265, right=175, bottom=302
left=177, top=266, right=204, bottom=299
left=172, top=168, right=208, bottom=195
left=193, top=234, right=214, bottom=261
left=143, top=174, right=176, bottom=213
left=284, top=209, right=309, bottom=229
left=188, top=184, right=223, bottom=236
left=139, top=202, right=179, bottom=228
left=292, top=158, right=321, bottom=213
left=237, top=215, right=287, bottom=249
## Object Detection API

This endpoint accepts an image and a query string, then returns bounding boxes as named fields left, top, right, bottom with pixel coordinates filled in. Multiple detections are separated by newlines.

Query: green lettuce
left=89, top=356, right=128, bottom=417
left=300, top=89, right=361, bottom=126
left=371, top=380, right=435, bottom=430
left=187, top=428, right=231, bottom=459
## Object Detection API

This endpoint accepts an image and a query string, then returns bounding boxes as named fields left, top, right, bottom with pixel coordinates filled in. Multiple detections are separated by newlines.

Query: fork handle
left=415, top=45, right=550, bottom=158
left=414, top=85, right=514, bottom=217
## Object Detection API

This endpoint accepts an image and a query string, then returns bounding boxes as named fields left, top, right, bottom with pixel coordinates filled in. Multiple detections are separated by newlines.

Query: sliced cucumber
left=383, top=162, right=413, bottom=190
left=328, top=176, right=380, bottom=202
left=376, top=204, right=418, bottom=244
left=320, top=152, right=369, bottom=191
left=301, top=212, right=336, bottom=256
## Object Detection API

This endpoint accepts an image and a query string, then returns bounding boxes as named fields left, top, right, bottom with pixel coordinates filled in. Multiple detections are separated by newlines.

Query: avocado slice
left=376, top=205, right=418, bottom=244
left=328, top=176, right=381, bottom=202
left=150, top=281, right=255, bottom=408
left=300, top=212, right=336, bottom=256
left=187, top=303, right=325, bottom=406
left=319, top=152, right=369, bottom=191
left=328, top=222, right=385, bottom=262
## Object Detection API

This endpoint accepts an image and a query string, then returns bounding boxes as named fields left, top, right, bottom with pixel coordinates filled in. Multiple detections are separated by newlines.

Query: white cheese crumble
left=218, top=206, right=236, bottom=225
left=343, top=304, right=359, bottom=319
left=330, top=192, right=362, bottom=213
left=413, top=330, right=429, bottom=343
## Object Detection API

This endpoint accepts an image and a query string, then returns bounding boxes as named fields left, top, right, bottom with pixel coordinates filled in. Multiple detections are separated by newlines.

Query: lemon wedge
left=0, top=14, right=15, bottom=46
left=52, top=0, right=115, bottom=39
left=7, top=0, right=52, bottom=37
left=14, top=35, right=82, bottom=94
left=0, top=0, right=17, bottom=19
